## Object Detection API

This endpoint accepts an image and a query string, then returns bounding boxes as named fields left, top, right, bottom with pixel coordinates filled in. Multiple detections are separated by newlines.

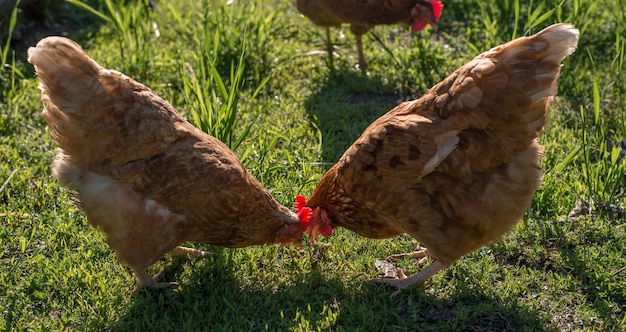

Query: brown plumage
left=304, top=23, right=579, bottom=292
left=28, top=37, right=303, bottom=294
left=296, top=0, right=443, bottom=71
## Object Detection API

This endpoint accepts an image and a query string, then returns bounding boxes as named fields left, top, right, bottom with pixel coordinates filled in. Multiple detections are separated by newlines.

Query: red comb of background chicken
left=411, top=0, right=444, bottom=32
left=432, top=0, right=444, bottom=19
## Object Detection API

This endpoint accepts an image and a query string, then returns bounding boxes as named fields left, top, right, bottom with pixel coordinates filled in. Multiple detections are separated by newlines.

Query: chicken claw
left=131, top=246, right=211, bottom=296
left=385, top=245, right=431, bottom=267
left=372, top=259, right=446, bottom=297
left=131, top=269, right=179, bottom=297
left=168, top=246, right=212, bottom=260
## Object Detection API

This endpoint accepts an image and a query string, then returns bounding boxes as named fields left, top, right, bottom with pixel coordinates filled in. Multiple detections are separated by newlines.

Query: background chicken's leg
left=350, top=25, right=369, bottom=72
left=325, top=27, right=334, bottom=70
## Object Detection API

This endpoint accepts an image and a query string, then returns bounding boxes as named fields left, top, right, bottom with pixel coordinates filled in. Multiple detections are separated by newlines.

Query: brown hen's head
left=295, top=195, right=334, bottom=243
left=411, top=0, right=444, bottom=32
left=275, top=207, right=306, bottom=244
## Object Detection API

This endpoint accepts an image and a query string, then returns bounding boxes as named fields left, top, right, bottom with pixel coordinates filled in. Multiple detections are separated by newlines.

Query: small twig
left=612, top=266, right=626, bottom=277
left=74, top=291, right=97, bottom=317
left=0, top=212, right=30, bottom=218
left=308, top=162, right=335, bottom=167
left=0, top=169, right=18, bottom=193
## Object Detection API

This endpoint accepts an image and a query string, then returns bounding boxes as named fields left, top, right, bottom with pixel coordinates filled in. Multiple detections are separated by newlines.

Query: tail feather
left=27, top=37, right=103, bottom=114
left=498, top=23, right=579, bottom=61
left=28, top=36, right=183, bottom=167
left=456, top=23, right=579, bottom=127
left=496, top=23, right=579, bottom=104
left=430, top=23, right=578, bottom=173
left=536, top=23, right=580, bottom=63
left=491, top=23, right=579, bottom=140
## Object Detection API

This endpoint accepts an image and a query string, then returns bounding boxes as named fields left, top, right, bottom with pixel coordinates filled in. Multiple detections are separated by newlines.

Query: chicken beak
left=422, top=0, right=439, bottom=32
left=410, top=1, right=439, bottom=32
left=279, top=221, right=304, bottom=244
left=430, top=20, right=438, bottom=32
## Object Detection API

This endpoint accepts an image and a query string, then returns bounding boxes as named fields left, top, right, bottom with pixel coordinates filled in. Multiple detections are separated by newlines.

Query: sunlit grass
left=1, top=0, right=625, bottom=330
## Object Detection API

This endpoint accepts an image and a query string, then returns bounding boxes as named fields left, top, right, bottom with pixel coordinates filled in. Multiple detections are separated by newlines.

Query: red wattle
left=319, top=225, right=334, bottom=237
left=412, top=21, right=427, bottom=32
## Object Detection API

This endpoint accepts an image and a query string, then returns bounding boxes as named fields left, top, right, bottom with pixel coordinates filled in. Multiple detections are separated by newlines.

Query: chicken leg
left=325, top=27, right=335, bottom=71
left=372, top=246, right=445, bottom=295
left=377, top=260, right=446, bottom=296
left=131, top=246, right=211, bottom=296
left=385, top=245, right=431, bottom=265
left=168, top=246, right=212, bottom=260
left=350, top=24, right=369, bottom=72
left=324, top=25, right=368, bottom=72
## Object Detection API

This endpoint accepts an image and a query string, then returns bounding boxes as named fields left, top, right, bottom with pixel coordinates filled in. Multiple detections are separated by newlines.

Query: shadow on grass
left=106, top=247, right=555, bottom=331
left=492, top=222, right=626, bottom=330
left=303, top=70, right=407, bottom=163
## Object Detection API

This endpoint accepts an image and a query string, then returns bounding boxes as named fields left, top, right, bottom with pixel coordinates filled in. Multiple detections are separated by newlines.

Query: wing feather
left=338, top=104, right=460, bottom=182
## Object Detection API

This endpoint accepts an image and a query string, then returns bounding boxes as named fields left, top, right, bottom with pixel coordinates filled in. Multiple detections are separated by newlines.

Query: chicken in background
left=28, top=37, right=304, bottom=295
left=298, top=23, right=579, bottom=293
left=296, top=0, right=443, bottom=72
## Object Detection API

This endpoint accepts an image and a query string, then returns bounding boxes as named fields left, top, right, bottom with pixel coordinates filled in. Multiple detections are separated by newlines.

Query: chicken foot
left=354, top=33, right=366, bottom=72
left=378, top=260, right=446, bottom=296
left=131, top=268, right=178, bottom=297
left=372, top=246, right=445, bottom=296
left=131, top=246, right=211, bottom=296
left=323, top=25, right=368, bottom=72
left=385, top=245, right=431, bottom=266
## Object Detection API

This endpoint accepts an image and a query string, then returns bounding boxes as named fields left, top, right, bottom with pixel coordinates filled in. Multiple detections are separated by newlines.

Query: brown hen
left=28, top=37, right=303, bottom=294
left=296, top=0, right=443, bottom=71
left=303, top=23, right=579, bottom=292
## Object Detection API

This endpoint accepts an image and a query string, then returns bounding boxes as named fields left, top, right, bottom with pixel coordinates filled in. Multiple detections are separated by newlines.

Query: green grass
left=1, top=0, right=625, bottom=330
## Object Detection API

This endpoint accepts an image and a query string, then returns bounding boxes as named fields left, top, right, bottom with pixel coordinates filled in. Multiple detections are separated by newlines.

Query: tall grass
left=180, top=31, right=270, bottom=150
left=0, top=0, right=30, bottom=136
left=611, top=0, right=626, bottom=134
left=67, top=0, right=157, bottom=74
left=0, top=0, right=19, bottom=75
left=186, top=0, right=289, bottom=85
left=579, top=77, right=626, bottom=207
left=575, top=0, right=626, bottom=209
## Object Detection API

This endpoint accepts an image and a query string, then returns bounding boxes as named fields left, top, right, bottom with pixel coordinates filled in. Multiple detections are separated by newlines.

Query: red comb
left=294, top=195, right=312, bottom=231
left=432, top=0, right=444, bottom=20
left=295, top=195, right=307, bottom=212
